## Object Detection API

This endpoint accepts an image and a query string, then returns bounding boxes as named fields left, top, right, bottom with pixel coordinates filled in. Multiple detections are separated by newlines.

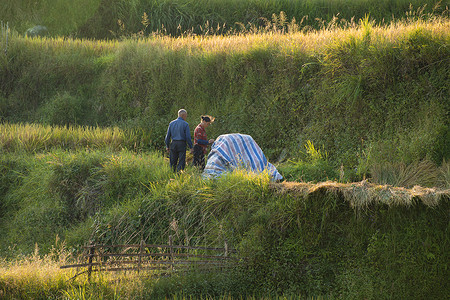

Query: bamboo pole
left=169, top=235, right=174, bottom=271
left=87, top=243, right=95, bottom=282
left=224, top=239, right=228, bottom=257
left=138, top=239, right=144, bottom=274
left=5, top=22, right=8, bottom=57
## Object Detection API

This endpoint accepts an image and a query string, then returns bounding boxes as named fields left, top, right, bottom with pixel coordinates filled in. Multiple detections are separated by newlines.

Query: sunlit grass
left=4, top=12, right=448, bottom=58
left=0, top=238, right=149, bottom=299
left=0, top=239, right=74, bottom=299
left=0, top=122, right=146, bottom=153
left=128, top=15, right=449, bottom=55
left=13, top=35, right=118, bottom=55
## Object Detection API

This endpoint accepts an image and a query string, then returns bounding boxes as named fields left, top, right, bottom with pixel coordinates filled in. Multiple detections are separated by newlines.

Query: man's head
left=178, top=109, right=187, bottom=120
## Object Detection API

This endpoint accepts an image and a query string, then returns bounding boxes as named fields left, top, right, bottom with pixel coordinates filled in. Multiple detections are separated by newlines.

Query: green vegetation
left=0, top=167, right=448, bottom=299
left=0, top=122, right=151, bottom=153
left=0, top=2, right=449, bottom=298
left=1, top=0, right=446, bottom=38
left=1, top=15, right=449, bottom=171
left=0, top=124, right=449, bottom=298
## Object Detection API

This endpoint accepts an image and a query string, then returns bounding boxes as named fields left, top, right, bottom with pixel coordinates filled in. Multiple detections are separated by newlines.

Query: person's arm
left=196, top=138, right=209, bottom=145
left=185, top=124, right=193, bottom=149
left=165, top=124, right=171, bottom=150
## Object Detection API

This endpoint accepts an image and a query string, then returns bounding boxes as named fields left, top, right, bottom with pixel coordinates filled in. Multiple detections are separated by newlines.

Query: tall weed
left=279, top=141, right=338, bottom=183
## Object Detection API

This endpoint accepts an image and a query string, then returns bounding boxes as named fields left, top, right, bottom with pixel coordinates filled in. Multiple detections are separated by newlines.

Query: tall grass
left=0, top=122, right=152, bottom=152
left=1, top=0, right=446, bottom=38
left=0, top=239, right=74, bottom=299
left=0, top=238, right=152, bottom=299
left=0, top=148, right=173, bottom=256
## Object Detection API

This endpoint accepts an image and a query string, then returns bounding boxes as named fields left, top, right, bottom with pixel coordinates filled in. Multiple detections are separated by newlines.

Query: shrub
left=38, top=91, right=89, bottom=126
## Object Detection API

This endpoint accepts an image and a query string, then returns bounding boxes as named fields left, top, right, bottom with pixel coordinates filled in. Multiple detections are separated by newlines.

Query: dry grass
left=0, top=237, right=148, bottom=299
left=370, top=159, right=441, bottom=188
left=271, top=180, right=449, bottom=208
left=0, top=238, right=74, bottom=297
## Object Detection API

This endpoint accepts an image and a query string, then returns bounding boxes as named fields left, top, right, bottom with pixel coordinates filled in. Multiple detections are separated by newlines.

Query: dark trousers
left=193, top=144, right=205, bottom=170
left=169, top=140, right=187, bottom=172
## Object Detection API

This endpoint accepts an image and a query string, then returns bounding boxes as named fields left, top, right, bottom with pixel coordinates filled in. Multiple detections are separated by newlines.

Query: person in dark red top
left=193, top=115, right=215, bottom=170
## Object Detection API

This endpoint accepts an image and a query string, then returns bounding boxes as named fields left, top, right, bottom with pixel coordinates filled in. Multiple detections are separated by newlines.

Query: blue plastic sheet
left=203, top=133, right=283, bottom=181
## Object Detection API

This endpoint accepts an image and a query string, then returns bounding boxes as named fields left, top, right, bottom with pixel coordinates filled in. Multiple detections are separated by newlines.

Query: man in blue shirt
left=165, top=109, right=193, bottom=172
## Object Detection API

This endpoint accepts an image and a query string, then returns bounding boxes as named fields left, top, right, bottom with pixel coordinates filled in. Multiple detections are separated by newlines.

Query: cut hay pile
left=271, top=180, right=450, bottom=208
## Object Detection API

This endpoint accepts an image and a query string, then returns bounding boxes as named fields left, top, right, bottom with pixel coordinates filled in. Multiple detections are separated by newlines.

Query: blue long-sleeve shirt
left=165, top=117, right=193, bottom=149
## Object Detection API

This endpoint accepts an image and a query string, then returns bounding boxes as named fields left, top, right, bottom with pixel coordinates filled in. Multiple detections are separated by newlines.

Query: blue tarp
left=203, top=133, right=283, bottom=181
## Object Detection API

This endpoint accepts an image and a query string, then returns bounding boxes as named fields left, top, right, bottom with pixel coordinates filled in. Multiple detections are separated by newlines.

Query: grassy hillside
left=0, top=136, right=448, bottom=298
left=0, top=9, right=449, bottom=299
left=0, top=124, right=449, bottom=298
left=1, top=16, right=449, bottom=172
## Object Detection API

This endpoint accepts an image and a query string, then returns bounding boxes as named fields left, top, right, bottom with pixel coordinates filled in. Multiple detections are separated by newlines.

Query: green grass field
left=0, top=2, right=449, bottom=299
